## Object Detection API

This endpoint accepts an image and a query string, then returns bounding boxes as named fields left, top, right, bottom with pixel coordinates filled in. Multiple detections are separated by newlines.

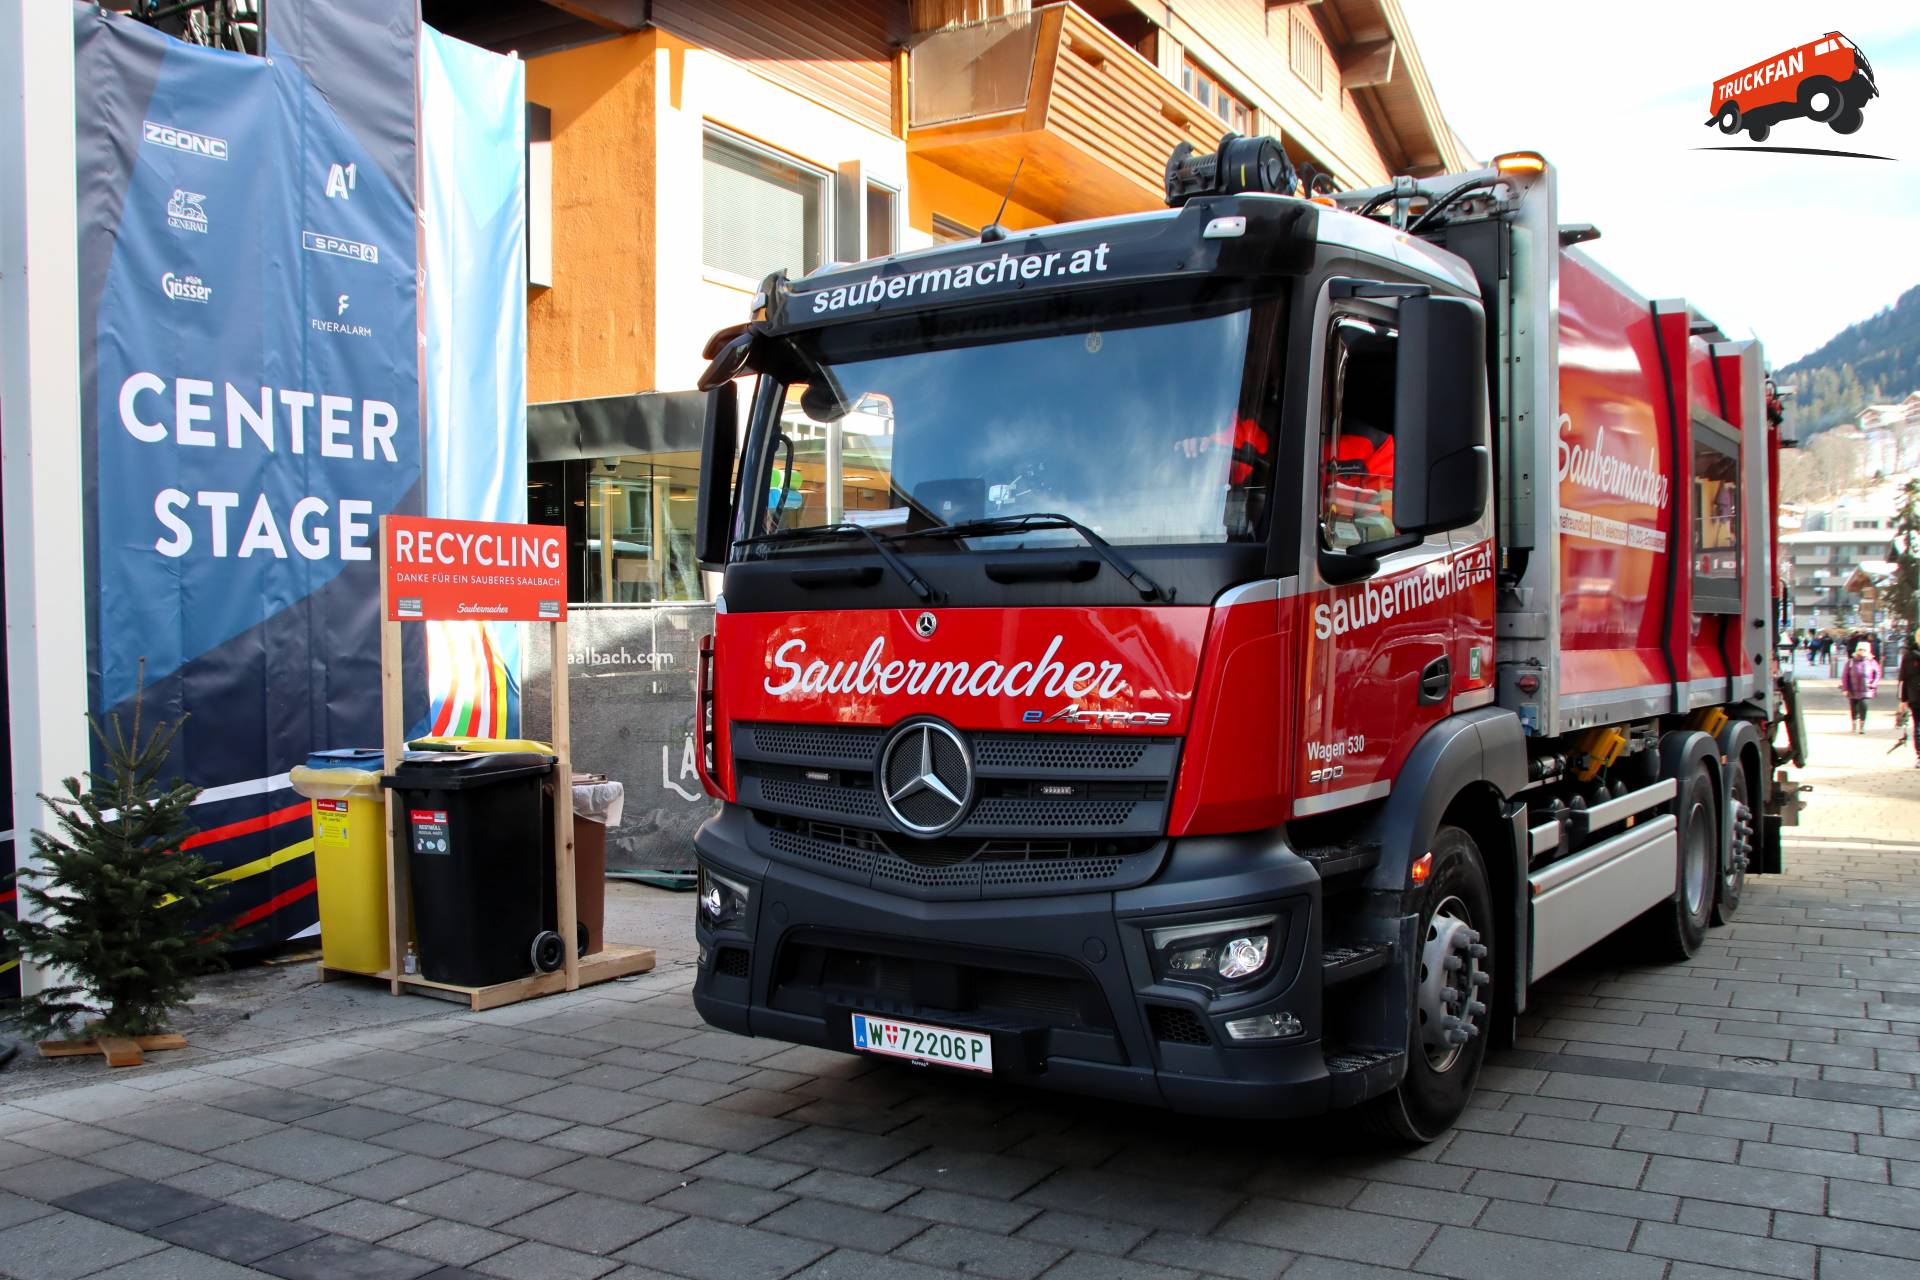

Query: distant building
left=1782, top=527, right=1894, bottom=627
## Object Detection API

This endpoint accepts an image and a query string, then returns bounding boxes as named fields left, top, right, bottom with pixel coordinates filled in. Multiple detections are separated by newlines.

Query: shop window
left=1692, top=416, right=1742, bottom=613
left=866, top=182, right=897, bottom=258
left=528, top=453, right=708, bottom=604
left=702, top=130, right=826, bottom=282
left=1289, top=10, right=1325, bottom=95
left=1182, top=56, right=1252, bottom=133
left=1320, top=316, right=1400, bottom=552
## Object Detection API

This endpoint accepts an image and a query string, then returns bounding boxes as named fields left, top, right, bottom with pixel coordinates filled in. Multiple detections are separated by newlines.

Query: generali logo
left=1701, top=31, right=1886, bottom=157
left=166, top=189, right=208, bottom=234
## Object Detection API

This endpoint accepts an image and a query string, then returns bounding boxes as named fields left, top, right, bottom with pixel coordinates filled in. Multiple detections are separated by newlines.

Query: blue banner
left=74, top=2, right=423, bottom=943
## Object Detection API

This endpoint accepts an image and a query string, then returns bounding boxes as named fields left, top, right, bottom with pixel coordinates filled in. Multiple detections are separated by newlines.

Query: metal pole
left=1, top=0, right=90, bottom=1000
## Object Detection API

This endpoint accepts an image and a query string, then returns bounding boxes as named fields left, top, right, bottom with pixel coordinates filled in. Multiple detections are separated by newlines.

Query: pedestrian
left=1902, top=632, right=1920, bottom=768
left=1841, top=640, right=1881, bottom=733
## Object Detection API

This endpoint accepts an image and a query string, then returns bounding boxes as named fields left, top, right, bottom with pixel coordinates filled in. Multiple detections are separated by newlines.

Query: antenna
left=980, top=159, right=1025, bottom=243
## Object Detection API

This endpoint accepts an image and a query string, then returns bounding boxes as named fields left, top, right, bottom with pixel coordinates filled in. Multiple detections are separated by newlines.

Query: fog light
left=1168, top=945, right=1217, bottom=973
left=1216, top=935, right=1269, bottom=980
left=1225, top=1011, right=1303, bottom=1041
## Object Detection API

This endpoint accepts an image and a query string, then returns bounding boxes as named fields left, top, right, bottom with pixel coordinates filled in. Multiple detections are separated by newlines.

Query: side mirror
left=695, top=381, right=738, bottom=569
left=1393, top=294, right=1489, bottom=536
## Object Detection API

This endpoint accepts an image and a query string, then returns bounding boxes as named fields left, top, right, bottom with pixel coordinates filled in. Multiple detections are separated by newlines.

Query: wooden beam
left=537, top=0, right=647, bottom=33
left=1340, top=38, right=1396, bottom=91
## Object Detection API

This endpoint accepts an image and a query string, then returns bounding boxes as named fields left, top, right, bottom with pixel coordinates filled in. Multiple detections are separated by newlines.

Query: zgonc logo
left=1705, top=31, right=1880, bottom=149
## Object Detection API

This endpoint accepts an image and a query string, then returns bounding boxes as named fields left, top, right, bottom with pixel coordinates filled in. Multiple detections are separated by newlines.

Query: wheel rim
left=1417, top=894, right=1489, bottom=1073
left=1727, top=792, right=1752, bottom=901
left=1683, top=795, right=1713, bottom=916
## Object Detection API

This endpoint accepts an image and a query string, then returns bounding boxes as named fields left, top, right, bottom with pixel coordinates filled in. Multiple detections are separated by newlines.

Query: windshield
left=746, top=286, right=1280, bottom=549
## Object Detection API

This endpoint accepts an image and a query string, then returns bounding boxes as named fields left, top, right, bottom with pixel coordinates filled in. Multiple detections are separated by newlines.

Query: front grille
left=733, top=722, right=1180, bottom=845
left=766, top=816, right=1152, bottom=898
left=1147, top=1004, right=1211, bottom=1046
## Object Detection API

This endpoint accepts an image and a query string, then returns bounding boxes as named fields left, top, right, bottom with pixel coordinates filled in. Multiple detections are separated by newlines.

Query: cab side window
left=1320, top=316, right=1400, bottom=551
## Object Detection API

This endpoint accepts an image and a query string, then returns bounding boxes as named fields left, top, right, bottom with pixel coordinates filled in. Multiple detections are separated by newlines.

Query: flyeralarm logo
left=143, top=120, right=228, bottom=160
left=1701, top=31, right=1885, bottom=157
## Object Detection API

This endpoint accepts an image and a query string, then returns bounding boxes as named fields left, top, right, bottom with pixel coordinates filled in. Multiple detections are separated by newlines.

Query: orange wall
left=525, top=35, right=659, bottom=404
left=907, top=155, right=1049, bottom=242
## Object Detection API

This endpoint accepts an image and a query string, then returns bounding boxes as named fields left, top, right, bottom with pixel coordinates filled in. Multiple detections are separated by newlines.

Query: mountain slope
left=1778, top=284, right=1920, bottom=436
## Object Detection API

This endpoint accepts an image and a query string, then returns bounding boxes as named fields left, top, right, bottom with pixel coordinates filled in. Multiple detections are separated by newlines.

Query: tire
left=531, top=930, right=566, bottom=974
left=1831, top=106, right=1864, bottom=135
left=1798, top=76, right=1844, bottom=122
left=1363, top=825, right=1494, bottom=1143
left=577, top=922, right=591, bottom=958
left=1712, top=759, right=1751, bottom=925
left=1716, top=103, right=1741, bottom=135
left=1649, top=764, right=1717, bottom=959
left=1747, top=122, right=1771, bottom=143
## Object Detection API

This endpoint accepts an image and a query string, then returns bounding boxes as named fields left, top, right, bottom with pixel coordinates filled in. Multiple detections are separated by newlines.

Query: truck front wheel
left=1830, top=106, right=1865, bottom=135
left=1364, top=825, right=1493, bottom=1143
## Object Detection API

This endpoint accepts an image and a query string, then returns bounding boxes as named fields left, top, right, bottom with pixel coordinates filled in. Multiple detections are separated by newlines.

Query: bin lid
left=383, top=750, right=555, bottom=791
left=407, top=736, right=556, bottom=755
left=306, top=748, right=386, bottom=771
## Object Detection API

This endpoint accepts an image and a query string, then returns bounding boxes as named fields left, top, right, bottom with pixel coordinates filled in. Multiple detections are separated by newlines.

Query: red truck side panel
left=1556, top=256, right=1676, bottom=698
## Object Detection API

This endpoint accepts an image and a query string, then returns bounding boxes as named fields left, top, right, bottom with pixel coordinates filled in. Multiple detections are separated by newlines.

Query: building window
left=931, top=213, right=976, bottom=244
left=1289, top=10, right=1324, bottom=94
left=528, top=453, right=707, bottom=604
left=1182, top=56, right=1252, bottom=133
left=866, top=182, right=897, bottom=258
left=702, top=130, right=826, bottom=282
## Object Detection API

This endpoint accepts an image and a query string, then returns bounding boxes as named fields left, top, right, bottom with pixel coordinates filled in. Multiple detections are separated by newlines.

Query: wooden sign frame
left=318, top=516, right=652, bottom=1010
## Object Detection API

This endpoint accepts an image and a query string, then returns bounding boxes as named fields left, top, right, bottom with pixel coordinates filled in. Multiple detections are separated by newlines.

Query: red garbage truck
left=685, top=137, right=1803, bottom=1140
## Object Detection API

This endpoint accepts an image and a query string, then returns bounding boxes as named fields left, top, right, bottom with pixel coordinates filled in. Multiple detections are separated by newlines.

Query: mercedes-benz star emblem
left=879, top=720, right=973, bottom=836
left=915, top=611, right=937, bottom=637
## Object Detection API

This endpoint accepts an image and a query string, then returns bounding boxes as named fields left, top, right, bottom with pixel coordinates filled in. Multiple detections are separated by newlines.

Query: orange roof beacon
left=1707, top=32, right=1877, bottom=142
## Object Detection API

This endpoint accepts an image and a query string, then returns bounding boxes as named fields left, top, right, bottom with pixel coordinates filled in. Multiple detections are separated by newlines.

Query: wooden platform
left=319, top=943, right=654, bottom=1012
left=38, top=1033, right=188, bottom=1068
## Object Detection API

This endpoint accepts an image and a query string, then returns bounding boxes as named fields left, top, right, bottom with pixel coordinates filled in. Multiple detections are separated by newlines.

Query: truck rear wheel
left=1649, top=763, right=1717, bottom=959
left=1363, top=825, right=1493, bottom=1143
left=1716, top=103, right=1741, bottom=134
left=1712, top=760, right=1751, bottom=925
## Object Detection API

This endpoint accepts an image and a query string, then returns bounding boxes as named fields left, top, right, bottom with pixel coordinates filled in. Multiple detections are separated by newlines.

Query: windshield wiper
left=737, top=524, right=937, bottom=603
left=900, top=512, right=1172, bottom=603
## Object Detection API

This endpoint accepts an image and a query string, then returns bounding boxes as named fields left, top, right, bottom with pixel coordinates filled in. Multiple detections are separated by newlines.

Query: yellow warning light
left=1494, top=151, right=1546, bottom=175
left=1410, top=852, right=1434, bottom=886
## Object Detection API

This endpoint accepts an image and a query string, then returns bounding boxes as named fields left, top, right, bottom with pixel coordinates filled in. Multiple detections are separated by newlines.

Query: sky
left=1398, top=2, right=1920, bottom=367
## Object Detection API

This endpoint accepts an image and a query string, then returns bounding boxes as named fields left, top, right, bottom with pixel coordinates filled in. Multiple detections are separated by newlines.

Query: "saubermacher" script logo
left=1555, top=413, right=1671, bottom=509
left=764, top=634, right=1126, bottom=700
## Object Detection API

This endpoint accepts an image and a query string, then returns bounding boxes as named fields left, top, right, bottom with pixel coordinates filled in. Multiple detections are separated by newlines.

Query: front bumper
left=690, top=805, right=1342, bottom=1117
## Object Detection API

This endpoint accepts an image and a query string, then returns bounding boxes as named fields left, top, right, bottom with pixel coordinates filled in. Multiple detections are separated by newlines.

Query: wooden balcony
left=908, top=3, right=1227, bottom=222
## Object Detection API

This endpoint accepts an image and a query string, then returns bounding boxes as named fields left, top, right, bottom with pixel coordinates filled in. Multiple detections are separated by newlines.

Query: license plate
left=851, top=1013, right=993, bottom=1072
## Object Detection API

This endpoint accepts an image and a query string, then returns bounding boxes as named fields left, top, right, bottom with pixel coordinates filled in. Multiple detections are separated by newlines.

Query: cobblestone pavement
left=0, top=690, right=1915, bottom=1279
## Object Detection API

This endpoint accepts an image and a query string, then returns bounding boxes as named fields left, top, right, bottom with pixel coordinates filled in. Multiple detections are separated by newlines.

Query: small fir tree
left=0, top=682, right=228, bottom=1042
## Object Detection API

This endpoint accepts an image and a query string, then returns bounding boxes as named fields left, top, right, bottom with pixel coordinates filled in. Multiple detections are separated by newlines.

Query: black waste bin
left=384, top=751, right=559, bottom=987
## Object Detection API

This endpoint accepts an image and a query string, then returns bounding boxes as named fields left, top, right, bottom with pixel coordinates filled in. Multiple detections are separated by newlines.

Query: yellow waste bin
left=289, top=749, right=391, bottom=975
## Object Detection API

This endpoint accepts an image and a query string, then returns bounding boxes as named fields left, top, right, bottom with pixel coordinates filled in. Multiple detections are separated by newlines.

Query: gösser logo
left=159, top=272, right=212, bottom=304
left=165, top=189, right=208, bottom=234
left=1703, top=32, right=1881, bottom=151
left=142, top=120, right=228, bottom=160
left=301, top=231, right=379, bottom=264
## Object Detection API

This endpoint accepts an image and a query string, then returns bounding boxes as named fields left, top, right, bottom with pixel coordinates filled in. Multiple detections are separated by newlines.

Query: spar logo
left=1702, top=32, right=1882, bottom=153
left=143, top=120, right=228, bottom=160
left=301, top=231, right=379, bottom=264
left=1314, top=542, right=1494, bottom=641
left=159, top=272, right=212, bottom=304
left=166, top=189, right=208, bottom=234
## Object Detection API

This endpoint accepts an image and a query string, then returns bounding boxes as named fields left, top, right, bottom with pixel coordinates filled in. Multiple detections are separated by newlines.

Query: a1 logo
left=325, top=162, right=356, bottom=200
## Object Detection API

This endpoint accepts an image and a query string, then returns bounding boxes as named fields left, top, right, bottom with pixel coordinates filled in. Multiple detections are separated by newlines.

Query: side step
left=1325, top=1045, right=1403, bottom=1106
left=1322, top=940, right=1393, bottom=986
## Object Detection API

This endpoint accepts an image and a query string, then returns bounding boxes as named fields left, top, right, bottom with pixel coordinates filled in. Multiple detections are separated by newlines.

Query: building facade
left=1782, top=528, right=1895, bottom=628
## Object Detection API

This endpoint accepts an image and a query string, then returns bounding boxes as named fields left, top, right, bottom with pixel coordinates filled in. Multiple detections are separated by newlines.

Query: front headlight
left=1148, top=915, right=1278, bottom=989
left=696, top=866, right=751, bottom=930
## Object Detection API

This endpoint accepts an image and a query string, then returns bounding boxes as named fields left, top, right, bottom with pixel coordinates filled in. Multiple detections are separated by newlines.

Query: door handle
left=1419, top=655, right=1452, bottom=705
